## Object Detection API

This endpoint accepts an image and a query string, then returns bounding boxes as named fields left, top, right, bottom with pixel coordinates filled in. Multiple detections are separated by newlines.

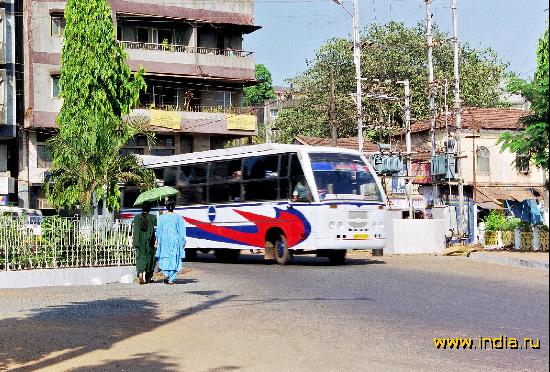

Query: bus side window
left=210, top=159, right=241, bottom=183
left=153, top=168, right=163, bottom=183
left=242, top=155, right=279, bottom=201
left=208, top=159, right=242, bottom=203
left=280, top=154, right=290, bottom=178
left=179, top=164, right=208, bottom=185
left=243, top=155, right=279, bottom=180
left=163, top=166, right=178, bottom=186
left=177, top=186, right=206, bottom=205
left=278, top=154, right=290, bottom=199
left=243, top=180, right=278, bottom=201
left=177, top=164, right=208, bottom=205
left=289, top=154, right=311, bottom=202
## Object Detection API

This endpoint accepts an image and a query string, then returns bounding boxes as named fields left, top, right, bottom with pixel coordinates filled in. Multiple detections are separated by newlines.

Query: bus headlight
left=337, top=222, right=344, bottom=229
left=329, top=222, right=335, bottom=229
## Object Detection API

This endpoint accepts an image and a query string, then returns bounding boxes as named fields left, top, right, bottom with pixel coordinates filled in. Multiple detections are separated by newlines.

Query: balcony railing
left=120, top=41, right=254, bottom=58
left=140, top=104, right=258, bottom=115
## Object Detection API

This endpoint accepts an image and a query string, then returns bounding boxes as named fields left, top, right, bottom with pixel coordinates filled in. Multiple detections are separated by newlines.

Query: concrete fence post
left=514, top=228, right=521, bottom=250
left=532, top=226, right=540, bottom=251
left=497, top=231, right=503, bottom=248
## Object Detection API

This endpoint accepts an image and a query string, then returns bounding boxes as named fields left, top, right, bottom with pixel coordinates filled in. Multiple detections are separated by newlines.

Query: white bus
left=120, top=144, right=387, bottom=264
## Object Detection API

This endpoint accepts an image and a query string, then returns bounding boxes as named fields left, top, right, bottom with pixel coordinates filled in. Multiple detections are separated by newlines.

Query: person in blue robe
left=155, top=199, right=186, bottom=284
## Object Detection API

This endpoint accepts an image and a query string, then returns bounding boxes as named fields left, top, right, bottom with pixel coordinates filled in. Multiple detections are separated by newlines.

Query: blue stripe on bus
left=186, top=227, right=256, bottom=247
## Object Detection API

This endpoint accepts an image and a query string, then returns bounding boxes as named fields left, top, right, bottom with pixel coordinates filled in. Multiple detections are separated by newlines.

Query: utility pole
left=264, top=102, right=271, bottom=143
left=329, top=70, right=337, bottom=146
left=398, top=79, right=413, bottom=219
left=451, top=0, right=466, bottom=240
left=353, top=0, right=364, bottom=153
left=425, top=0, right=438, bottom=207
left=332, top=0, right=363, bottom=152
left=400, top=80, right=412, bottom=180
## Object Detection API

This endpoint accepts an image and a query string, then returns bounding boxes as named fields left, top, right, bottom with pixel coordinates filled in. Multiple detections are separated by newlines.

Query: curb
left=469, top=252, right=549, bottom=271
left=0, top=266, right=137, bottom=289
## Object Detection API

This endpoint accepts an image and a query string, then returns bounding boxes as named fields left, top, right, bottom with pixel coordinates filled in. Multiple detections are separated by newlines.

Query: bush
left=501, top=217, right=521, bottom=231
left=517, top=221, right=532, bottom=232
left=482, top=211, right=534, bottom=232
left=483, top=211, right=506, bottom=231
left=534, top=223, right=549, bottom=232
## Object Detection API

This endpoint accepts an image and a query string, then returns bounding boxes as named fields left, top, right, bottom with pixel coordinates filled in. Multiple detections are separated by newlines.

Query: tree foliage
left=243, top=64, right=276, bottom=106
left=45, top=0, right=154, bottom=214
left=276, top=22, right=509, bottom=143
left=499, top=25, right=549, bottom=172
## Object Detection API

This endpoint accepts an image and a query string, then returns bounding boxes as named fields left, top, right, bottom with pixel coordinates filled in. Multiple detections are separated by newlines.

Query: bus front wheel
left=274, top=234, right=292, bottom=265
left=327, top=250, right=346, bottom=265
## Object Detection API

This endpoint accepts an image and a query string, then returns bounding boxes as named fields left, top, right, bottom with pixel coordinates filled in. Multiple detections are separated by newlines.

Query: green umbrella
left=133, top=186, right=178, bottom=206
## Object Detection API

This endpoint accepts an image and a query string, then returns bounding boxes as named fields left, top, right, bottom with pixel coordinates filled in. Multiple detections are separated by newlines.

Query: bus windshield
left=309, top=153, right=382, bottom=201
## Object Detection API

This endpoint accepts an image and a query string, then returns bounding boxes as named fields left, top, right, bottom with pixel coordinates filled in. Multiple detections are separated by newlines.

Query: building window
left=180, top=135, right=193, bottom=154
left=476, top=146, right=490, bottom=174
left=37, top=144, right=53, bottom=169
left=126, top=136, right=148, bottom=147
left=51, top=16, right=66, bottom=37
left=516, top=154, right=530, bottom=173
left=269, top=109, right=279, bottom=118
left=52, top=76, right=61, bottom=98
left=151, top=148, right=175, bottom=156
left=215, top=91, right=233, bottom=108
left=120, top=148, right=145, bottom=156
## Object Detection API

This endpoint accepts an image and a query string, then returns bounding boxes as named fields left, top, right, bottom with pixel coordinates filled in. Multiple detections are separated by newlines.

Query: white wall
left=385, top=218, right=446, bottom=255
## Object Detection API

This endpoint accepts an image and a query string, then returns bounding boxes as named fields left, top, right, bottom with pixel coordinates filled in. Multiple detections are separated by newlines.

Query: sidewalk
left=469, top=250, right=549, bottom=271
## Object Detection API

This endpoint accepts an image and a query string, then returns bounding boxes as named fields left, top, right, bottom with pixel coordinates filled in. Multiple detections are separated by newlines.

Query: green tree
left=499, top=25, right=549, bottom=177
left=45, top=0, right=154, bottom=215
left=276, top=22, right=509, bottom=142
left=243, top=64, right=276, bottom=106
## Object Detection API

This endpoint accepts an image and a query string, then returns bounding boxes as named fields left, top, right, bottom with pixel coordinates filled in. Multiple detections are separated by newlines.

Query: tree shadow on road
left=69, top=352, right=180, bottom=371
left=0, top=294, right=236, bottom=371
left=213, top=295, right=374, bottom=310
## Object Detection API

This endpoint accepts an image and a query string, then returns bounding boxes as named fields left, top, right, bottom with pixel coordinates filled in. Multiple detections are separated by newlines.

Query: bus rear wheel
left=184, top=248, right=197, bottom=261
left=327, top=250, right=346, bottom=265
left=274, top=234, right=292, bottom=265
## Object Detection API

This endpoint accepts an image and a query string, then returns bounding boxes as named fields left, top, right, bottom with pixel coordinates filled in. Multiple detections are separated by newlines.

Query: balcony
left=120, top=41, right=255, bottom=80
left=121, top=41, right=254, bottom=58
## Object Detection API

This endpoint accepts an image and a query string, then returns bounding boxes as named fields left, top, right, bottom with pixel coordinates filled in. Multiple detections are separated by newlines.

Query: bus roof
left=138, top=143, right=363, bottom=168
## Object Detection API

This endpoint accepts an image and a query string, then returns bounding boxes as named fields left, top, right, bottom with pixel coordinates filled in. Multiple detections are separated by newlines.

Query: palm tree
left=45, top=116, right=155, bottom=216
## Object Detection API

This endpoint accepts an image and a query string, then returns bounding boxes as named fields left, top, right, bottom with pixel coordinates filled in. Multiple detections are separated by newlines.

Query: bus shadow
left=189, top=252, right=385, bottom=266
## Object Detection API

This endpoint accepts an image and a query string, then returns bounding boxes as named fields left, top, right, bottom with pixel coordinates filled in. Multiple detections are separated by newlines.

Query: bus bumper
left=313, top=238, right=385, bottom=250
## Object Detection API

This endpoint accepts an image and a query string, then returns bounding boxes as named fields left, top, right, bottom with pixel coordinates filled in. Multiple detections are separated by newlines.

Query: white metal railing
left=119, top=41, right=254, bottom=58
left=0, top=215, right=135, bottom=271
left=140, top=104, right=257, bottom=115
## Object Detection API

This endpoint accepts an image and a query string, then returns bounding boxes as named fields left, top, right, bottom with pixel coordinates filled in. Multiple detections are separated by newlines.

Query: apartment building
left=18, top=0, right=259, bottom=210
left=0, top=1, right=21, bottom=206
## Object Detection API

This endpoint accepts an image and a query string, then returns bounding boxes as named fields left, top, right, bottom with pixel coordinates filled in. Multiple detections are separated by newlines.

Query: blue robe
left=155, top=212, right=186, bottom=283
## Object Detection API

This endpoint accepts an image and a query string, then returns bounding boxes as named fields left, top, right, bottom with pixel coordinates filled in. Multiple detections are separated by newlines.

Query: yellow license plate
left=353, top=234, right=368, bottom=240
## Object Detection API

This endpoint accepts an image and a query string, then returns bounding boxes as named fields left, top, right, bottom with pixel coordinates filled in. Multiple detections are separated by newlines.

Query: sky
left=244, top=0, right=549, bottom=86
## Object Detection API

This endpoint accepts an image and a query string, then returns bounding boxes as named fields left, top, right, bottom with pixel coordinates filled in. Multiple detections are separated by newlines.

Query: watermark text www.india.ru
left=433, top=335, right=541, bottom=350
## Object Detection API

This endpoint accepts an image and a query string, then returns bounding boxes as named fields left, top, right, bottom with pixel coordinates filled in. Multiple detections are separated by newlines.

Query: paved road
left=0, top=253, right=548, bottom=371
